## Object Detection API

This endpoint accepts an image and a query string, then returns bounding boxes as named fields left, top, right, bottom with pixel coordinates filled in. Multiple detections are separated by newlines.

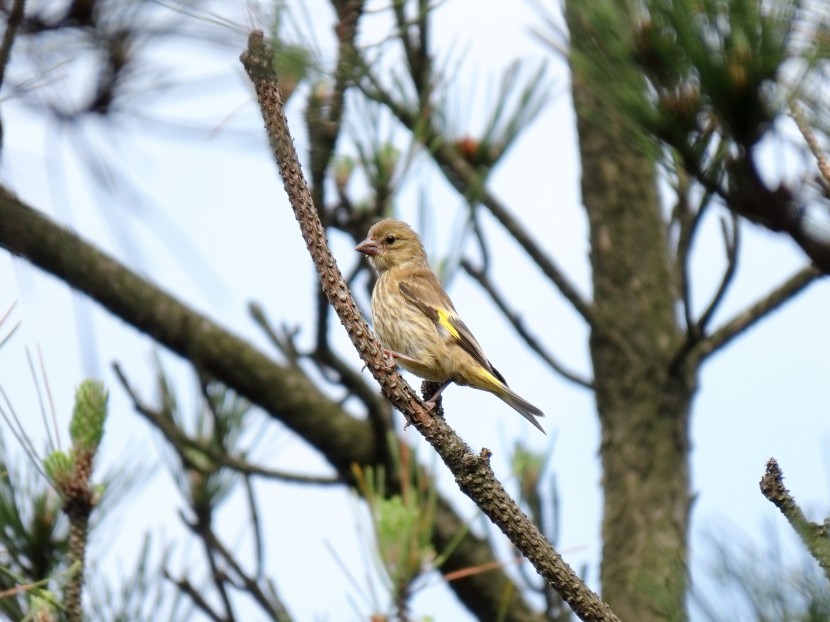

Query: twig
left=694, top=265, right=822, bottom=362
left=162, top=572, right=224, bottom=622
left=249, top=300, right=390, bottom=429
left=696, top=212, right=740, bottom=334
left=113, top=363, right=342, bottom=485
left=184, top=513, right=290, bottom=620
left=240, top=30, right=619, bottom=622
left=670, top=210, right=741, bottom=373
left=200, top=522, right=234, bottom=620
left=791, top=102, right=830, bottom=188
left=461, top=259, right=593, bottom=389
left=243, top=474, right=265, bottom=580
left=759, top=458, right=830, bottom=583
left=0, top=0, right=25, bottom=93
left=675, top=186, right=714, bottom=335
left=307, top=0, right=363, bottom=210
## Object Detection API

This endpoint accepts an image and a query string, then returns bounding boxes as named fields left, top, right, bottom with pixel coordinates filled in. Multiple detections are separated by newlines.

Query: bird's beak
left=355, top=238, right=379, bottom=256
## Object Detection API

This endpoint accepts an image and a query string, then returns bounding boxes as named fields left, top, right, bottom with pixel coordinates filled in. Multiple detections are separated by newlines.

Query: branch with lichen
left=240, top=30, right=619, bottom=622
left=760, top=458, right=830, bottom=583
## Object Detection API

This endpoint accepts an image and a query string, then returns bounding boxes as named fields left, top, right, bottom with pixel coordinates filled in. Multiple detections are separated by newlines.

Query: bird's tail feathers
left=498, top=386, right=546, bottom=435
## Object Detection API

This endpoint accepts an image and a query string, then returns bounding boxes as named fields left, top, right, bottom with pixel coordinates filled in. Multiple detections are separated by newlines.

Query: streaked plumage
left=356, top=218, right=545, bottom=433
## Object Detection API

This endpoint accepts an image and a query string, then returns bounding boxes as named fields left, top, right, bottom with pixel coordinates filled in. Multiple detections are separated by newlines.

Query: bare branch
left=461, top=259, right=594, bottom=390
left=240, top=30, right=618, bottom=622
left=249, top=300, right=388, bottom=424
left=183, top=513, right=291, bottom=621
left=0, top=0, right=25, bottom=94
left=113, top=363, right=342, bottom=485
left=675, top=184, right=715, bottom=335
left=696, top=212, right=740, bottom=334
left=308, top=0, right=363, bottom=206
left=163, top=571, right=224, bottom=622
left=695, top=265, right=822, bottom=362
left=760, top=458, right=830, bottom=583
left=791, top=101, right=830, bottom=188
left=670, top=210, right=741, bottom=373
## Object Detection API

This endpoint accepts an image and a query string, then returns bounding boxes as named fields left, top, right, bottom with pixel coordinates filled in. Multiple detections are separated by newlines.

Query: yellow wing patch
left=436, top=308, right=461, bottom=340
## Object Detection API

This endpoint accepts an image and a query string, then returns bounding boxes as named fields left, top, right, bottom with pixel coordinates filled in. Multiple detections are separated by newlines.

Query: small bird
left=356, top=218, right=545, bottom=433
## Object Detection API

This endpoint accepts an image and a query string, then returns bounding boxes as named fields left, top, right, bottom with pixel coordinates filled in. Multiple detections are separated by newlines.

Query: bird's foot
left=382, top=348, right=404, bottom=370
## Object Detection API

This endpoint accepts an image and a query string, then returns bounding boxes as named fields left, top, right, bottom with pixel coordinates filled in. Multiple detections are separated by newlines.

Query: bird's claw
left=382, top=348, right=402, bottom=370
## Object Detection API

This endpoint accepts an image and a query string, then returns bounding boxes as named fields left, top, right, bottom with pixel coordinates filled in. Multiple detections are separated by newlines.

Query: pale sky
left=1, top=1, right=828, bottom=620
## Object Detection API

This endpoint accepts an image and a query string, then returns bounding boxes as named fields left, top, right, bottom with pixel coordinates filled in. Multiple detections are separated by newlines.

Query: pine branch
left=0, top=185, right=544, bottom=621
left=760, top=458, right=830, bottom=583
left=694, top=265, right=822, bottom=362
left=241, top=30, right=619, bottom=622
left=113, top=364, right=342, bottom=485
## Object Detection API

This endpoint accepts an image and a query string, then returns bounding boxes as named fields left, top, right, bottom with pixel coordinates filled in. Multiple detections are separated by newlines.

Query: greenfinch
left=356, top=218, right=545, bottom=433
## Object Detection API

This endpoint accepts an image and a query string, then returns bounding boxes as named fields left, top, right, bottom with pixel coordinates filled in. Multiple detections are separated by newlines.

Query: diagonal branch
left=0, top=186, right=378, bottom=472
left=0, top=188, right=546, bottom=622
left=461, top=258, right=593, bottom=390
left=113, top=363, right=342, bottom=485
left=791, top=102, right=830, bottom=188
left=240, top=30, right=618, bottom=622
left=694, top=265, right=822, bottom=363
left=760, top=458, right=830, bottom=583
left=163, top=572, right=224, bottom=622
left=0, top=0, right=25, bottom=94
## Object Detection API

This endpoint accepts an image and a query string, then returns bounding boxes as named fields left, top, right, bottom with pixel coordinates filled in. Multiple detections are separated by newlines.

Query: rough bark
left=0, top=189, right=542, bottom=622
left=241, top=30, right=618, bottom=622
left=565, top=2, right=694, bottom=620
left=0, top=187, right=549, bottom=622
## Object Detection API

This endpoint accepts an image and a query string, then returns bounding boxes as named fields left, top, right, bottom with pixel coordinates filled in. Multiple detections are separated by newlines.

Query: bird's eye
left=385, top=235, right=396, bottom=244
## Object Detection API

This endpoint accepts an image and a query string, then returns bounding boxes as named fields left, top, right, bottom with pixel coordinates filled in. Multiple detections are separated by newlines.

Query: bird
left=355, top=218, right=546, bottom=433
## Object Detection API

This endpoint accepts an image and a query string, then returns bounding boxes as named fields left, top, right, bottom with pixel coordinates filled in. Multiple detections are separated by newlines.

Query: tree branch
left=163, top=572, right=224, bottom=622
left=0, top=187, right=547, bottom=622
left=759, top=458, right=830, bottom=583
left=694, top=265, right=822, bottom=362
left=791, top=102, right=830, bottom=188
left=695, top=213, right=740, bottom=335
left=461, top=258, right=594, bottom=390
left=0, top=0, right=25, bottom=94
left=0, top=187, right=379, bottom=472
left=241, top=30, right=618, bottom=622
left=113, top=363, right=342, bottom=485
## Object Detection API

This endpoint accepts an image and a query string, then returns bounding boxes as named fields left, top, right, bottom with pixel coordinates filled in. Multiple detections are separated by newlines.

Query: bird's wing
left=398, top=271, right=507, bottom=385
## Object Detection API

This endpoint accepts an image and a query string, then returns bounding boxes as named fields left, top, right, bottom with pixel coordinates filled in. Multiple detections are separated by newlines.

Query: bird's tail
left=497, top=386, right=546, bottom=435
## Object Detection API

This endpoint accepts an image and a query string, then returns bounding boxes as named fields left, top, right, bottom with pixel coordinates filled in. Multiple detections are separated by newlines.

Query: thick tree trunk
left=565, top=2, right=695, bottom=620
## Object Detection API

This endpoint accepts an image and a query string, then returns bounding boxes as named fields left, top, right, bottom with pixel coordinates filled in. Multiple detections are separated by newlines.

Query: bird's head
left=355, top=218, right=427, bottom=274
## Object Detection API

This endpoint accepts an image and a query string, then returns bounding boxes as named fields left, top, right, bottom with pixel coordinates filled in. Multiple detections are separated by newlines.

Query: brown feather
left=355, top=218, right=545, bottom=432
